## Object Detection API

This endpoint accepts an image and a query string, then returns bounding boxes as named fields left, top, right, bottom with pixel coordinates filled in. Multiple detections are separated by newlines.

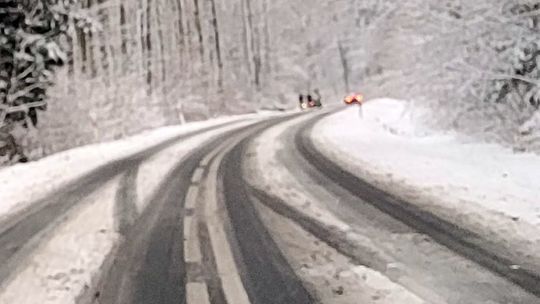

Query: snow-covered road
left=0, top=104, right=538, bottom=304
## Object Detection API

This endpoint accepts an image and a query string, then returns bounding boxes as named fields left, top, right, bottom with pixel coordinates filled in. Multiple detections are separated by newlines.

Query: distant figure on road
left=307, top=94, right=322, bottom=108
left=299, top=91, right=322, bottom=110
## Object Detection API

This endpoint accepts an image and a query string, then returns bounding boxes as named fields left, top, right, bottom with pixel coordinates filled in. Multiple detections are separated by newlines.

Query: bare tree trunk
left=240, top=0, right=261, bottom=91
left=192, top=0, right=204, bottom=59
left=183, top=0, right=194, bottom=68
left=337, top=40, right=350, bottom=93
left=209, top=0, right=223, bottom=90
left=240, top=0, right=252, bottom=81
left=173, top=0, right=187, bottom=67
left=244, top=0, right=261, bottom=90
left=146, top=0, right=154, bottom=94
left=96, top=0, right=113, bottom=86
left=174, top=0, right=186, bottom=48
left=261, top=0, right=272, bottom=75
left=74, top=22, right=87, bottom=75
left=135, top=2, right=145, bottom=82
left=86, top=31, right=98, bottom=77
left=71, top=17, right=84, bottom=90
left=119, top=4, right=128, bottom=56
left=84, top=0, right=98, bottom=77
left=155, top=0, right=168, bottom=95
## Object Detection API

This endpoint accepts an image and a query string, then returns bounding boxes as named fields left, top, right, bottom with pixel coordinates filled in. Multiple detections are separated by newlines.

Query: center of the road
left=184, top=185, right=202, bottom=265
left=182, top=135, right=252, bottom=304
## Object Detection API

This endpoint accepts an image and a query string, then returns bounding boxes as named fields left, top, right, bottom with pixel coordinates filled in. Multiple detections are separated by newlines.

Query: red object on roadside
left=344, top=93, right=364, bottom=105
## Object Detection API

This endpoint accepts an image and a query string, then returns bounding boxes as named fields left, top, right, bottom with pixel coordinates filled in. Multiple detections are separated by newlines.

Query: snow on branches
left=0, top=0, right=93, bottom=161
left=0, top=0, right=94, bottom=127
left=354, top=0, right=540, bottom=150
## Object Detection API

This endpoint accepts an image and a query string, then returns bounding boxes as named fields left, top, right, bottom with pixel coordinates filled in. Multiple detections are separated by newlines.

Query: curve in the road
left=0, top=120, right=244, bottom=287
left=97, top=114, right=314, bottom=304
left=220, top=133, right=314, bottom=304
left=295, top=112, right=540, bottom=298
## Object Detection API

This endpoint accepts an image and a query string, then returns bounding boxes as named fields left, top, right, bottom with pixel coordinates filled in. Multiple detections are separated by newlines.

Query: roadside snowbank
left=0, top=178, right=120, bottom=304
left=0, top=114, right=260, bottom=223
left=313, top=99, right=540, bottom=256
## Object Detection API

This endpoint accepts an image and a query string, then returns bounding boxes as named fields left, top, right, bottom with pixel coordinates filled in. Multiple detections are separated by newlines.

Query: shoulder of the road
left=294, top=112, right=540, bottom=299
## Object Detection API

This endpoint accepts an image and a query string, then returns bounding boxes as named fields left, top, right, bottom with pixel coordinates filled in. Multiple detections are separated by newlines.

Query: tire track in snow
left=295, top=112, right=540, bottom=299
left=114, top=166, right=140, bottom=236
left=220, top=133, right=314, bottom=304
left=0, top=120, right=242, bottom=287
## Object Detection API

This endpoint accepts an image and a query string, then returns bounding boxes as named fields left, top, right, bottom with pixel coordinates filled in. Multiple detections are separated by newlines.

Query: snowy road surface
left=0, top=106, right=539, bottom=304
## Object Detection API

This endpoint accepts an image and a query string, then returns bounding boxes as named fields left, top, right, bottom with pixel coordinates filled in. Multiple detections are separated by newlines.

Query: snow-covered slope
left=313, top=99, right=540, bottom=256
left=0, top=114, right=258, bottom=222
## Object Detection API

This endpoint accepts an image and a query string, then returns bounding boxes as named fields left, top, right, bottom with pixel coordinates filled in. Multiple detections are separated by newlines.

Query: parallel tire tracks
left=0, top=120, right=243, bottom=286
left=295, top=113, right=540, bottom=298
left=220, top=133, right=314, bottom=304
left=97, top=114, right=313, bottom=304
left=97, top=124, right=257, bottom=304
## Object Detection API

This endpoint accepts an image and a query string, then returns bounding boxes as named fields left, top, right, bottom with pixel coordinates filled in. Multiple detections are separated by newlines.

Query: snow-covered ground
left=135, top=119, right=260, bottom=212
left=313, top=99, right=540, bottom=259
left=0, top=116, right=265, bottom=304
left=257, top=202, right=425, bottom=304
left=0, top=113, right=264, bottom=223
left=0, top=178, right=120, bottom=304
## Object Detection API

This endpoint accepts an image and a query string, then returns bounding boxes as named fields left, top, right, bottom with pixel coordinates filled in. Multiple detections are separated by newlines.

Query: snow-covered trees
left=2, top=0, right=540, bottom=164
left=0, top=0, right=91, bottom=161
left=352, top=0, right=540, bottom=149
left=255, top=0, right=540, bottom=150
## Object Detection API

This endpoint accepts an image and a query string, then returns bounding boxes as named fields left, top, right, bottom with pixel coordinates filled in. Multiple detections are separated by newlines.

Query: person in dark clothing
left=307, top=94, right=313, bottom=106
left=298, top=94, right=305, bottom=109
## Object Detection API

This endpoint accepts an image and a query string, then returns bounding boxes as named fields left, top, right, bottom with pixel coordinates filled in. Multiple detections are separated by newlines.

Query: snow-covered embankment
left=313, top=99, right=540, bottom=263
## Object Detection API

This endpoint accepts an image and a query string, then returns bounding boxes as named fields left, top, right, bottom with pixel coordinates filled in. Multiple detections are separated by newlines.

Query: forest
left=1, top=0, right=540, bottom=163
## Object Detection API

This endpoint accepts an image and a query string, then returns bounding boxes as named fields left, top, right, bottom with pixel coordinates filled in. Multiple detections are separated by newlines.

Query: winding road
left=0, top=110, right=539, bottom=304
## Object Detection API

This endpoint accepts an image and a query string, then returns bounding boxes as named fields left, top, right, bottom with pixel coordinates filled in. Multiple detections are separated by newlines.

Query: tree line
left=2, top=0, right=540, bottom=164
left=0, top=0, right=274, bottom=163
